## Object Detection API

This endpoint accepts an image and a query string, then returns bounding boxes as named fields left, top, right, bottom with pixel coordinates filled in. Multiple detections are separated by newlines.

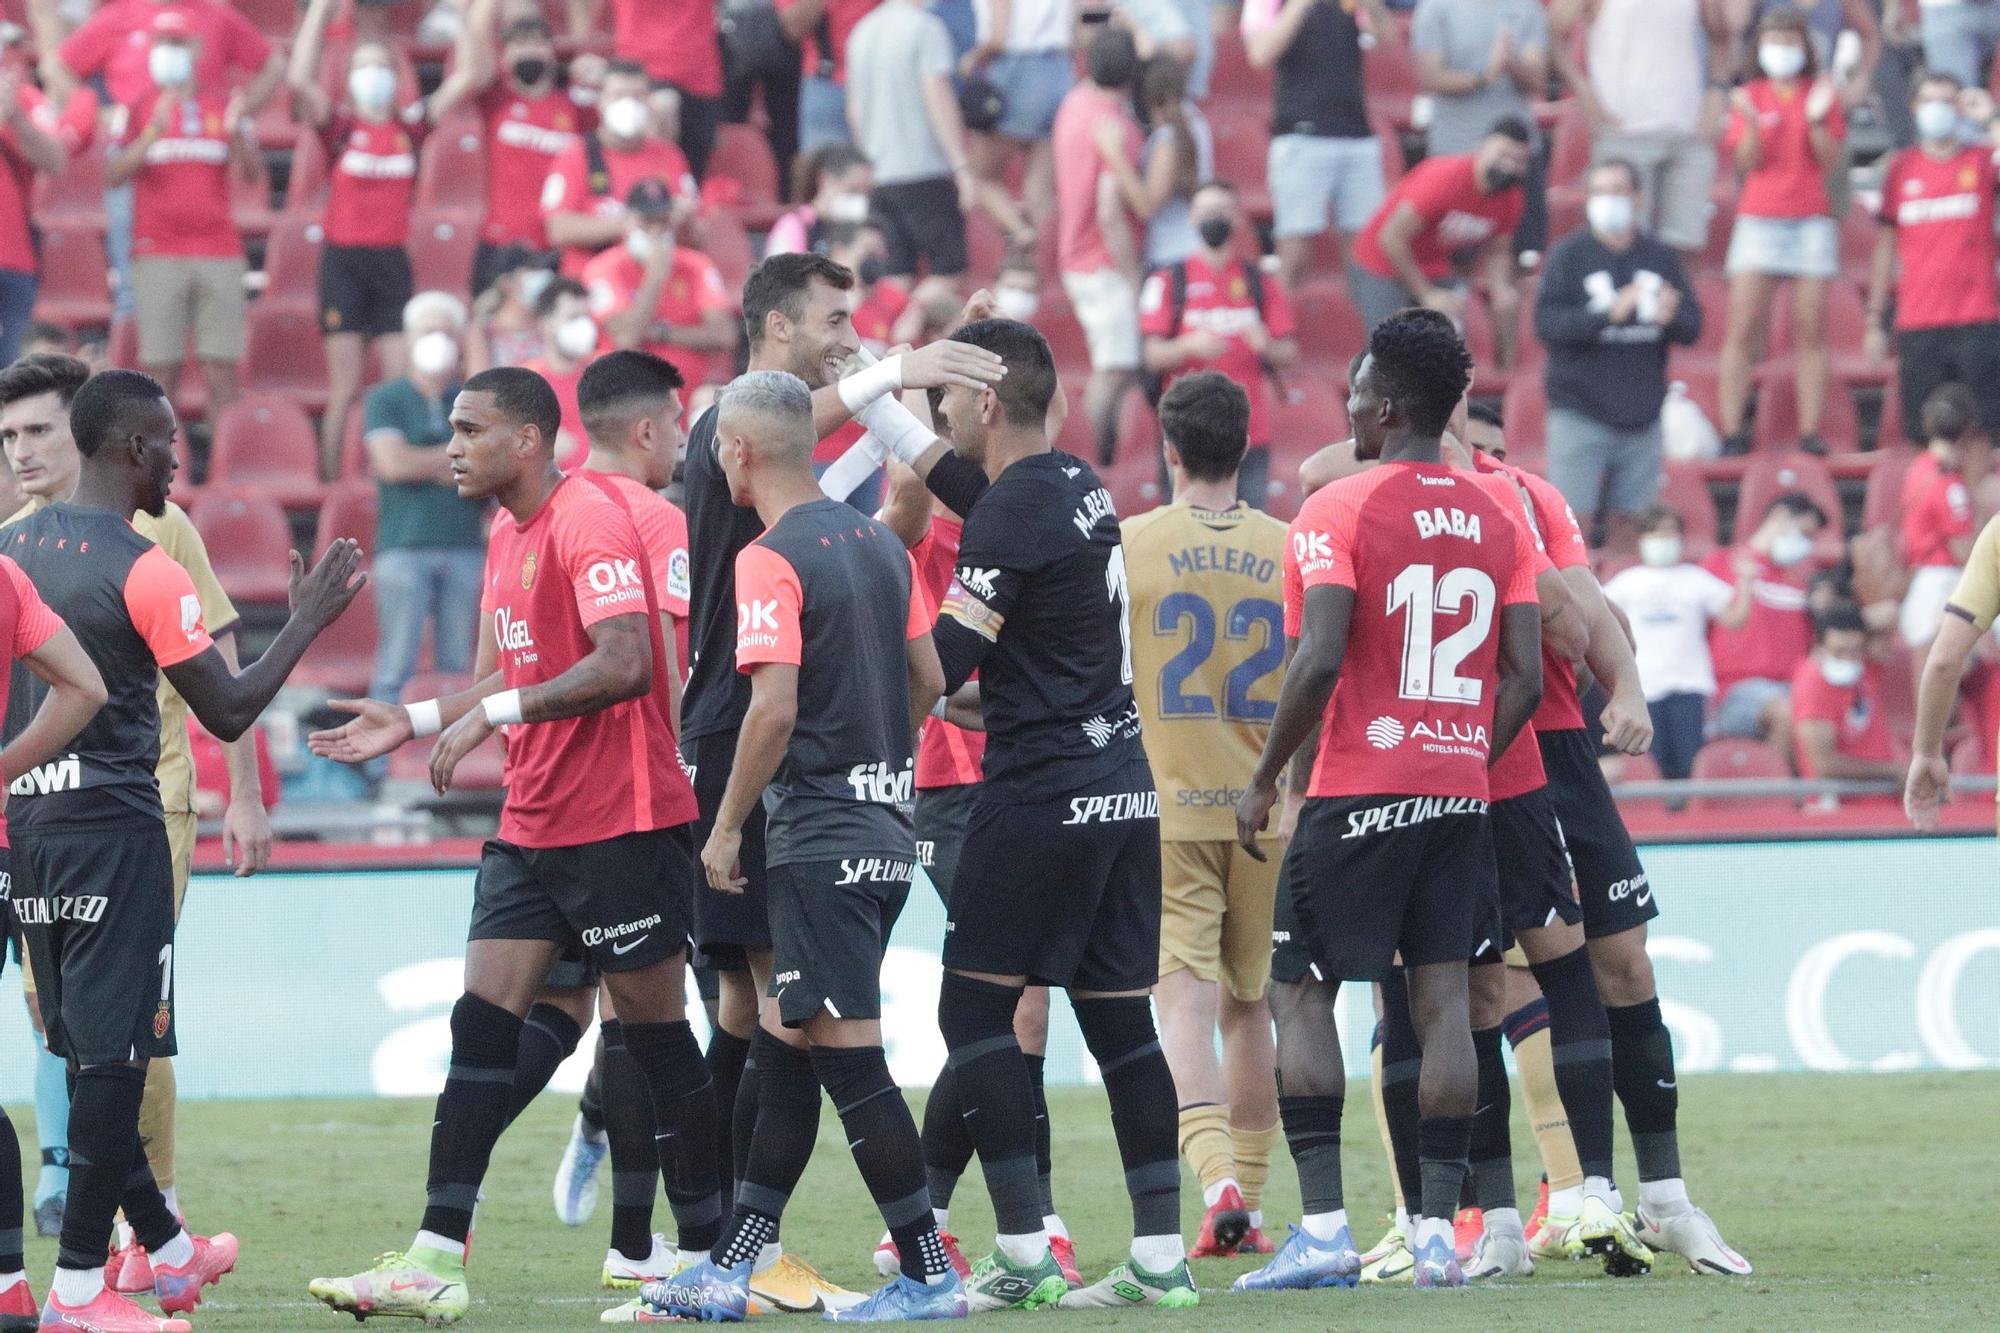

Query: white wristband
left=836, top=353, right=904, bottom=414
left=930, top=695, right=950, bottom=719
left=482, top=689, right=525, bottom=727
left=857, top=394, right=937, bottom=467
left=818, top=432, right=887, bottom=501
left=406, top=698, right=442, bottom=738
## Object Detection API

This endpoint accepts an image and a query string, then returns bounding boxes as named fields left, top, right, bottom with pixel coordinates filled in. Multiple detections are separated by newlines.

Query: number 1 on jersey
left=1387, top=563, right=1496, bottom=705
left=1107, top=546, right=1134, bottom=685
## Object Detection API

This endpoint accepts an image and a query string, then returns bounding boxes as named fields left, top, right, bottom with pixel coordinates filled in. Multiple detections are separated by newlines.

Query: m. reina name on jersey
left=1072, top=486, right=1117, bottom=537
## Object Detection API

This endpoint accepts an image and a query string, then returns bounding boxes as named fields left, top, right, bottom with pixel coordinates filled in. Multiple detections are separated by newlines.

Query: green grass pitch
left=11, top=1071, right=1993, bottom=1330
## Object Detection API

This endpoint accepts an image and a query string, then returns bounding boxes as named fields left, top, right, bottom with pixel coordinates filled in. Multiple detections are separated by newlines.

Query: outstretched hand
left=289, top=540, right=368, bottom=632
left=307, top=697, right=414, bottom=764
left=899, top=338, right=1007, bottom=392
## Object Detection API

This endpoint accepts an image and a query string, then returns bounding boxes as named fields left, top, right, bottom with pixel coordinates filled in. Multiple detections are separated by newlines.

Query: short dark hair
left=604, top=58, right=648, bottom=83
left=577, top=350, right=685, bottom=433
left=534, top=276, right=587, bottom=322
left=1768, top=490, right=1829, bottom=530
left=1086, top=25, right=1139, bottom=89
left=67, top=368, right=167, bottom=459
left=950, top=318, right=1056, bottom=429
left=1467, top=401, right=1504, bottom=430
left=463, top=366, right=562, bottom=443
left=1814, top=604, right=1868, bottom=641
left=1159, top=372, right=1249, bottom=482
left=1922, top=383, right=1979, bottom=444
left=1485, top=115, right=1533, bottom=145
left=502, top=16, right=552, bottom=43
left=0, top=352, right=93, bottom=412
left=1366, top=308, right=1471, bottom=437
left=742, top=252, right=854, bottom=349
left=1637, top=504, right=1684, bottom=533
left=1753, top=6, right=1819, bottom=80
left=1912, top=67, right=1964, bottom=99
left=795, top=143, right=869, bottom=204
left=1591, top=157, right=1642, bottom=192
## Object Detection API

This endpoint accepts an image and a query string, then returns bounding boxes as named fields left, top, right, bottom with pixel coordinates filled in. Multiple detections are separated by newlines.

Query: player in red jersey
left=0, top=556, right=105, bottom=1328
left=305, top=368, right=720, bottom=1325
left=1233, top=310, right=1543, bottom=1293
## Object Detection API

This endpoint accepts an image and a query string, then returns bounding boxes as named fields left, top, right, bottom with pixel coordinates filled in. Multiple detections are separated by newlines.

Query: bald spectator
left=542, top=59, right=699, bottom=276
left=583, top=178, right=737, bottom=389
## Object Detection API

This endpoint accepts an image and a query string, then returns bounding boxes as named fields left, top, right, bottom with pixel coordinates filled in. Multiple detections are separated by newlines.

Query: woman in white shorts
left=1717, top=9, right=1847, bottom=455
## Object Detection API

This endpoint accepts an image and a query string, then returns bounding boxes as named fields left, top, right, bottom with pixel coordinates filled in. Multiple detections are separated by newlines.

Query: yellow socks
left=1512, top=1025, right=1582, bottom=1193
left=1230, top=1122, right=1280, bottom=1213
left=1178, top=1102, right=1235, bottom=1194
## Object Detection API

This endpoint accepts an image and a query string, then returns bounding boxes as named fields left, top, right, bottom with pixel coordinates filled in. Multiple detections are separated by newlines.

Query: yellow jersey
left=1121, top=499, right=1289, bottom=841
left=5, top=498, right=238, bottom=816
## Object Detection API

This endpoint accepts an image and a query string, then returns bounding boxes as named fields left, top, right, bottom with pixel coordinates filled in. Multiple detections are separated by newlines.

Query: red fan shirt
left=1138, top=254, right=1297, bottom=446
left=1878, top=145, right=2000, bottom=331
left=612, top=0, right=724, bottom=99
left=582, top=243, right=733, bottom=387
left=60, top=0, right=271, bottom=112
left=1790, top=656, right=1892, bottom=777
left=0, top=83, right=98, bottom=274
left=1702, top=547, right=1812, bottom=691
left=1900, top=451, right=1974, bottom=569
left=540, top=134, right=697, bottom=275
left=479, top=85, right=592, bottom=249
left=120, top=90, right=240, bottom=258
left=1354, top=153, right=1524, bottom=282
left=321, top=106, right=429, bottom=249
left=1726, top=79, right=1846, bottom=220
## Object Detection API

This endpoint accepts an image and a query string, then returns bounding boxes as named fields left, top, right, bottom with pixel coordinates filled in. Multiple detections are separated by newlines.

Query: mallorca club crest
left=153, top=1002, right=171, bottom=1040
left=521, top=550, right=538, bottom=590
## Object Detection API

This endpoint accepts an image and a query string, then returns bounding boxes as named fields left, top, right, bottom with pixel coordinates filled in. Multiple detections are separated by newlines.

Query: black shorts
left=1489, top=786, right=1584, bottom=946
left=688, top=729, right=771, bottom=968
left=768, top=856, right=914, bottom=1027
left=870, top=178, right=968, bottom=278
left=469, top=826, right=692, bottom=975
left=658, top=83, right=721, bottom=179
left=318, top=243, right=414, bottom=340
left=1896, top=322, right=2000, bottom=437
left=915, top=783, right=979, bottom=906
left=1269, top=794, right=1502, bottom=986
left=1536, top=728, right=1657, bottom=939
left=944, top=756, right=1161, bottom=991
left=471, top=240, right=559, bottom=300
left=12, top=821, right=177, bottom=1064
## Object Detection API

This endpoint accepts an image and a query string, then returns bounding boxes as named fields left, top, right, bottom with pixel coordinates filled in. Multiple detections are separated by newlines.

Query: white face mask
left=1639, top=534, right=1683, bottom=569
left=1586, top=193, right=1635, bottom=238
left=994, top=286, right=1039, bottom=322
left=1818, top=655, right=1864, bottom=689
left=1769, top=528, right=1814, bottom=568
left=348, top=64, right=397, bottom=112
left=1916, top=99, right=1961, bottom=143
left=410, top=330, right=459, bottom=378
left=554, top=314, right=598, bottom=360
left=602, top=96, right=650, bottom=141
left=826, top=192, right=870, bottom=224
left=149, top=43, right=192, bottom=89
left=1759, top=41, right=1806, bottom=80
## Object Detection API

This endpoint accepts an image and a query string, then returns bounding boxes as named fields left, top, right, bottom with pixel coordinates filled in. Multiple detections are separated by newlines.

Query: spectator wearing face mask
left=519, top=276, right=601, bottom=469
left=1791, top=606, right=1901, bottom=782
left=542, top=59, right=699, bottom=276
left=46, top=0, right=283, bottom=320
left=456, top=1, right=596, bottom=295
left=1900, top=383, right=1980, bottom=652
left=608, top=0, right=725, bottom=177
left=991, top=253, right=1041, bottom=322
left=1705, top=491, right=1829, bottom=753
left=1139, top=180, right=1297, bottom=506
left=824, top=219, right=916, bottom=349
left=1603, top=505, right=1753, bottom=779
left=766, top=144, right=874, bottom=256
left=0, top=27, right=95, bottom=367
left=362, top=291, right=486, bottom=715
left=105, top=9, right=260, bottom=429
left=1536, top=158, right=1701, bottom=551
left=583, top=178, right=737, bottom=388
left=1866, top=68, right=2000, bottom=445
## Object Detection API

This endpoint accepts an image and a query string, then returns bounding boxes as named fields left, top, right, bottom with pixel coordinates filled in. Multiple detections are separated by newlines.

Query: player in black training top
left=894, top=319, right=1196, bottom=1311
left=677, top=251, right=1002, bottom=1305
left=647, top=369, right=965, bottom=1322
left=3, top=369, right=363, bottom=1329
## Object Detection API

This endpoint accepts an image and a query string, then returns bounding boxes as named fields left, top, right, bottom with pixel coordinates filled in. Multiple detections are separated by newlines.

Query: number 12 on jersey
left=1387, top=562, right=1495, bottom=705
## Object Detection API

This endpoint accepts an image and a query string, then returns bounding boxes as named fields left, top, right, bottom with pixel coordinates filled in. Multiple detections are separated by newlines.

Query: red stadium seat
left=1497, top=377, right=1547, bottom=473
left=407, top=213, right=479, bottom=303
left=339, top=403, right=371, bottom=479
left=32, top=137, right=107, bottom=230
left=1752, top=377, right=1862, bottom=453
left=1270, top=377, right=1351, bottom=465
left=232, top=149, right=278, bottom=239
left=1288, top=279, right=1368, bottom=371
left=1041, top=306, right=1091, bottom=378
left=415, top=122, right=489, bottom=223
left=1656, top=460, right=1720, bottom=562
left=243, top=307, right=332, bottom=413
left=1052, top=370, right=1093, bottom=456
left=1860, top=445, right=1918, bottom=533
left=1765, top=280, right=1883, bottom=387
left=1605, top=750, right=1669, bottom=816
left=706, top=123, right=785, bottom=231
left=687, top=211, right=754, bottom=305
left=1099, top=456, right=1165, bottom=523
left=1669, top=272, right=1734, bottom=373
left=31, top=226, right=112, bottom=330
left=314, top=479, right=379, bottom=558
left=1735, top=450, right=1846, bottom=561
left=1365, top=28, right=1421, bottom=106
left=106, top=319, right=217, bottom=423
left=237, top=0, right=299, bottom=36
left=1208, top=31, right=1267, bottom=107
left=1688, top=738, right=1796, bottom=814
left=209, top=394, right=326, bottom=509
left=1205, top=105, right=1272, bottom=217
left=1547, top=103, right=1592, bottom=190
left=292, top=580, right=378, bottom=694
left=1878, top=373, right=1909, bottom=450
left=963, top=214, right=1012, bottom=286
left=261, top=213, right=327, bottom=313
left=1113, top=388, right=1158, bottom=465
left=189, top=488, right=296, bottom=606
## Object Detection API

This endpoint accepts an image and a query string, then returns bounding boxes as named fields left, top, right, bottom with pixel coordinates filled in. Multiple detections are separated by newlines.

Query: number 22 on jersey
left=1150, top=589, right=1286, bottom=722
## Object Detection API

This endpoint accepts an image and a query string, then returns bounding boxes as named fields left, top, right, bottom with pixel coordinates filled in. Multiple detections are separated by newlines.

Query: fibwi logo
left=9, top=754, right=80, bottom=797
left=846, top=759, right=913, bottom=804
left=1365, top=716, right=1405, bottom=750
left=737, top=599, right=780, bottom=649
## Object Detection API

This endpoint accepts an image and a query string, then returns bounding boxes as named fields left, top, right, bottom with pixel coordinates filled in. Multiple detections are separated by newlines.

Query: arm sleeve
left=1263, top=276, right=1297, bottom=339
left=733, top=543, right=803, bottom=669
left=1525, top=473, right=1590, bottom=569
left=918, top=17, right=952, bottom=74
left=1137, top=271, right=1174, bottom=338
left=221, top=8, right=275, bottom=71
left=1947, top=515, right=2000, bottom=630
left=1, top=558, right=62, bottom=657
left=122, top=545, right=216, bottom=669
left=1410, top=1, right=1443, bottom=55
left=154, top=505, right=241, bottom=639
left=630, top=493, right=690, bottom=619
left=1790, top=663, right=1843, bottom=724
left=540, top=143, right=587, bottom=218
left=1695, top=568, right=1736, bottom=617
left=555, top=498, right=653, bottom=628
left=1292, top=492, right=1359, bottom=613
left=57, top=16, right=112, bottom=79
left=1501, top=515, right=1541, bottom=607
left=55, top=87, right=99, bottom=151
left=924, top=449, right=991, bottom=519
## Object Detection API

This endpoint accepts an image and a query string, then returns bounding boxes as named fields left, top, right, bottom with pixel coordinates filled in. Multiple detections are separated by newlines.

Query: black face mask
left=1197, top=215, right=1233, bottom=250
left=858, top=256, right=886, bottom=287
left=512, top=57, right=551, bottom=87
left=1484, top=166, right=1524, bottom=192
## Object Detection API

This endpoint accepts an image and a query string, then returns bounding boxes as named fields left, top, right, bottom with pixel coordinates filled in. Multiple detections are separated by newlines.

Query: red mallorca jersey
left=1476, top=452, right=1592, bottom=734
left=0, top=83, right=98, bottom=274
left=612, top=0, right=724, bottom=99
left=1462, top=471, right=1554, bottom=801
left=321, top=106, right=429, bottom=249
left=479, top=85, right=592, bottom=248
left=580, top=469, right=693, bottom=680
left=121, top=91, right=239, bottom=258
left=1138, top=255, right=1297, bottom=445
left=0, top=556, right=67, bottom=847
left=60, top=0, right=271, bottom=113
left=1702, top=547, right=1812, bottom=691
left=540, top=134, right=697, bottom=275
left=1284, top=461, right=1539, bottom=800
left=1790, top=657, right=1892, bottom=777
left=1353, top=153, right=1523, bottom=282
left=910, top=512, right=984, bottom=788
left=1900, top=452, right=1974, bottom=569
left=582, top=244, right=733, bottom=386
left=1880, top=145, right=2000, bottom=331
left=480, top=478, right=696, bottom=846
